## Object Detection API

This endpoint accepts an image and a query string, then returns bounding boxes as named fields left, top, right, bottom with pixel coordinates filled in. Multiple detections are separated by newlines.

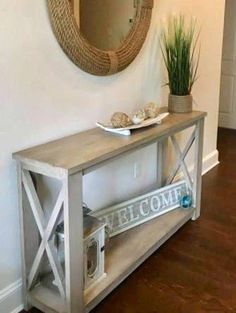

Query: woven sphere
left=132, top=109, right=146, bottom=125
left=111, top=112, right=132, bottom=128
left=145, top=102, right=160, bottom=118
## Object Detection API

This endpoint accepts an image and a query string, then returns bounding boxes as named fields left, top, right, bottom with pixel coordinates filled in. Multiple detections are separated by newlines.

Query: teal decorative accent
left=180, top=194, right=192, bottom=209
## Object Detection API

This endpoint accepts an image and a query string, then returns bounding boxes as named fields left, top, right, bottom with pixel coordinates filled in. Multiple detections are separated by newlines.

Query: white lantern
left=56, top=215, right=106, bottom=289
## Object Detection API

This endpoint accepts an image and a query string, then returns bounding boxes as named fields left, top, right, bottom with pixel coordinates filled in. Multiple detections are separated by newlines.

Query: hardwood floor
left=22, top=128, right=236, bottom=313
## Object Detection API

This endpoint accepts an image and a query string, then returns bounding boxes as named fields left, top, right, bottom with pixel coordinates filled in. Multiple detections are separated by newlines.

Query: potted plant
left=161, top=15, right=200, bottom=113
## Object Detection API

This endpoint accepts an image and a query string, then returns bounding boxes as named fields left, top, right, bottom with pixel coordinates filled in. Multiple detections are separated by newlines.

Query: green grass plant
left=161, top=15, right=200, bottom=96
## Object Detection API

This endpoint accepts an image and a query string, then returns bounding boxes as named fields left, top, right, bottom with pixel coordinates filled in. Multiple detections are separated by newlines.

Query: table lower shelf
left=28, top=207, right=194, bottom=313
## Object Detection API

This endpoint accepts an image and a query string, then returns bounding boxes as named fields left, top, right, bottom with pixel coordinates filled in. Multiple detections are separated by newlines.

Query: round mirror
left=70, top=0, right=138, bottom=51
left=47, top=0, right=153, bottom=76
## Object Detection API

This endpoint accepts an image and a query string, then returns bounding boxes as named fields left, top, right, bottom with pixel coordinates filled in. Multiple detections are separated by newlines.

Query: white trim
left=174, top=149, right=219, bottom=182
left=0, top=280, right=23, bottom=313
left=202, top=149, right=219, bottom=175
left=9, top=306, right=24, bottom=313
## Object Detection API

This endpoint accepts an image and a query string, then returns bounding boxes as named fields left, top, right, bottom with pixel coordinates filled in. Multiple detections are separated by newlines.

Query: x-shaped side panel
left=22, top=170, right=65, bottom=299
left=166, top=128, right=195, bottom=191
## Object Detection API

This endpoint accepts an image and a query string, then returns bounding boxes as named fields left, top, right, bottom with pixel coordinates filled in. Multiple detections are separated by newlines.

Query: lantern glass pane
left=87, top=239, right=98, bottom=278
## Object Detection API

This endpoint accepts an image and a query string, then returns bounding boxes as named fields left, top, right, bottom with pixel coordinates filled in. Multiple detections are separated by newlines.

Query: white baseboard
left=174, top=149, right=219, bottom=182
left=0, top=150, right=219, bottom=313
left=0, top=279, right=23, bottom=313
left=202, top=149, right=219, bottom=175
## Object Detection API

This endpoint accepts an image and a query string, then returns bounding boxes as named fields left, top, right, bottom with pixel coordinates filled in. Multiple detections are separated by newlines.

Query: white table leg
left=64, top=172, right=84, bottom=313
left=17, top=163, right=40, bottom=311
left=192, top=118, right=204, bottom=220
left=157, top=138, right=168, bottom=188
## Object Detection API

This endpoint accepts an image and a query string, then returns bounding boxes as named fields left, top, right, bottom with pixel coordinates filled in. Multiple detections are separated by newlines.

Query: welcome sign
left=91, top=180, right=188, bottom=237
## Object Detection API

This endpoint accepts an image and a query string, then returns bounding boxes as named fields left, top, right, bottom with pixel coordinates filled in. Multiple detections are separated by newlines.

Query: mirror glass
left=69, top=0, right=138, bottom=51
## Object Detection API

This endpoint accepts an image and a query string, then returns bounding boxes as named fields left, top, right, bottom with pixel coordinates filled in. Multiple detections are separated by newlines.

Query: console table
left=13, top=111, right=206, bottom=313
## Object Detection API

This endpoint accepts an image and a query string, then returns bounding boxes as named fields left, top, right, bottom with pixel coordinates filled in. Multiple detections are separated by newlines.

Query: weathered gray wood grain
left=13, top=112, right=206, bottom=174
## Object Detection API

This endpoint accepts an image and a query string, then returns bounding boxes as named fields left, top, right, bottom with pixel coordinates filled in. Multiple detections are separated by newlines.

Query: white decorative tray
left=96, top=112, right=169, bottom=136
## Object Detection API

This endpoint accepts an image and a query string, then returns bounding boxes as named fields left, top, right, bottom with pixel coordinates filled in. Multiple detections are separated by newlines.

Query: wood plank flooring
left=22, top=127, right=236, bottom=313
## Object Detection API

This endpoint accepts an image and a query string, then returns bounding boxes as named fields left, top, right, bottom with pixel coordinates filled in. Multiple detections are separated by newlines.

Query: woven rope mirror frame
left=47, top=0, right=154, bottom=76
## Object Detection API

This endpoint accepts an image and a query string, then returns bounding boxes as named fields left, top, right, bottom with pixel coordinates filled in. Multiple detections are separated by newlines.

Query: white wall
left=0, top=0, right=225, bottom=312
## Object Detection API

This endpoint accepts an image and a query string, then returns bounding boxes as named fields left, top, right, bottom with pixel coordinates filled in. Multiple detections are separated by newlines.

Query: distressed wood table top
left=13, top=111, right=206, bottom=174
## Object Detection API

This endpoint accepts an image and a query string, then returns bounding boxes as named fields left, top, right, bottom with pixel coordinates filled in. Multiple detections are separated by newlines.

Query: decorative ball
left=144, top=102, right=160, bottom=119
left=132, top=109, right=146, bottom=125
left=180, top=195, right=192, bottom=209
left=111, top=112, right=132, bottom=128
